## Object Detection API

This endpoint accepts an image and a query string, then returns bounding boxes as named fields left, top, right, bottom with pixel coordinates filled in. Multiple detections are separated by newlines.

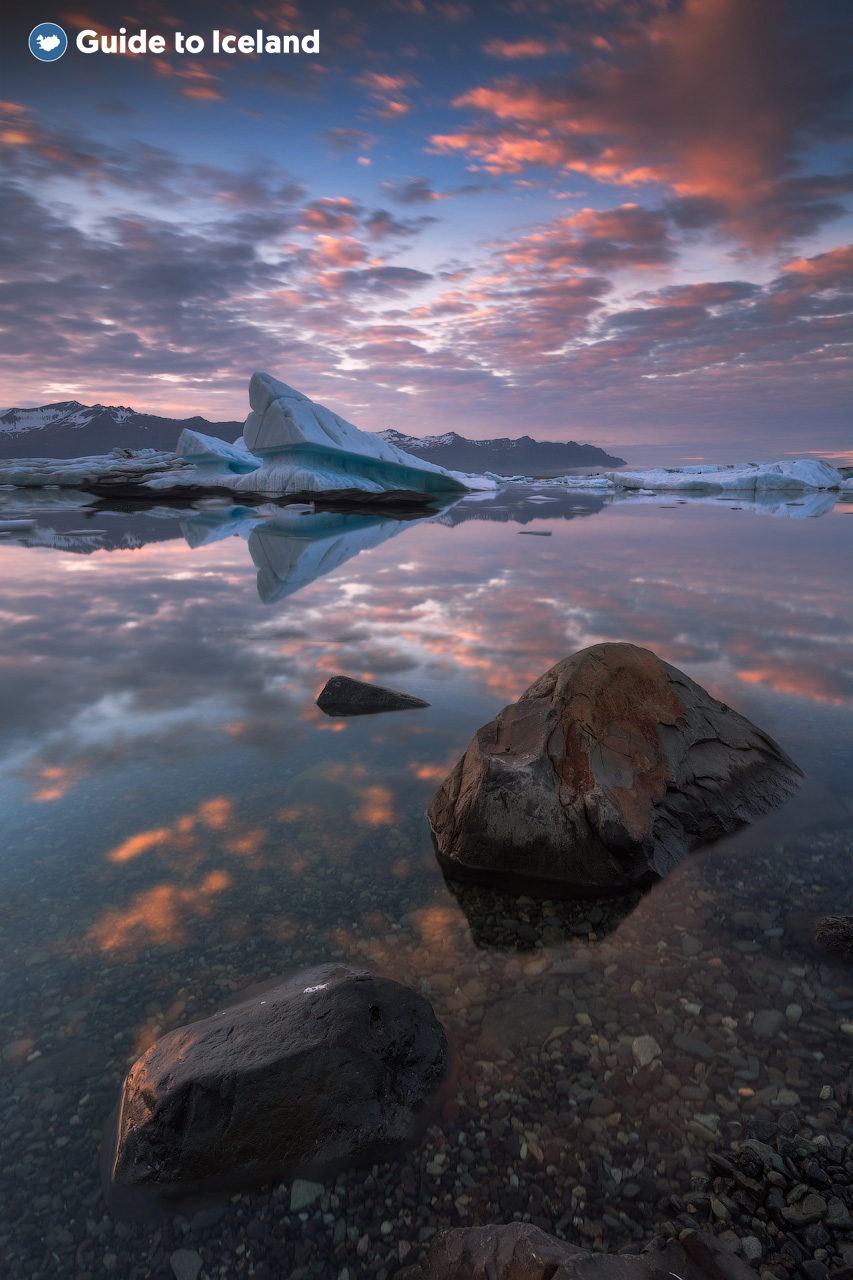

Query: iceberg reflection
left=182, top=504, right=421, bottom=603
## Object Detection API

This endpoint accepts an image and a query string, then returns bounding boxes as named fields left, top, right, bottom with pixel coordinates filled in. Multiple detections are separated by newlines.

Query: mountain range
left=0, top=401, right=242, bottom=460
left=0, top=401, right=625, bottom=473
left=377, top=429, right=624, bottom=473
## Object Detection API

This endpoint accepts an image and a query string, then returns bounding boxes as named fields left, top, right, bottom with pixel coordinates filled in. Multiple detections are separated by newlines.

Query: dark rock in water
left=416, top=1222, right=756, bottom=1280
left=815, top=915, right=853, bottom=959
left=107, top=964, right=448, bottom=1202
left=428, top=642, right=802, bottom=896
left=317, top=674, right=430, bottom=715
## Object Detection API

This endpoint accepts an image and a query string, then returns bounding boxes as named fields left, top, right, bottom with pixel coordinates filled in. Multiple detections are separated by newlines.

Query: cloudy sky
left=2, top=0, right=852, bottom=461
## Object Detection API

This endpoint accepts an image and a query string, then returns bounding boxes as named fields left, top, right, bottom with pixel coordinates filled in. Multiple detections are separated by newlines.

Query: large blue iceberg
left=165, top=373, right=494, bottom=498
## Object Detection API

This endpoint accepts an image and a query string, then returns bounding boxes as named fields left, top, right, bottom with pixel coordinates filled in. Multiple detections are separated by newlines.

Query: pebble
left=290, top=1178, right=325, bottom=1211
left=170, top=1250, right=203, bottom=1280
left=672, top=1032, right=714, bottom=1060
left=631, top=1035, right=661, bottom=1069
left=752, top=1009, right=784, bottom=1038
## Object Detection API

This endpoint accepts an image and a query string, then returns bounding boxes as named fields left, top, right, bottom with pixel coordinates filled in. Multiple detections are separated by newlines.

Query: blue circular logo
left=29, top=23, right=68, bottom=61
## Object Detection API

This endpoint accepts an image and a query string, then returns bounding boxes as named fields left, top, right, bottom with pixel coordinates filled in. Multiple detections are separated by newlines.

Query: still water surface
left=1, top=486, right=851, bottom=1278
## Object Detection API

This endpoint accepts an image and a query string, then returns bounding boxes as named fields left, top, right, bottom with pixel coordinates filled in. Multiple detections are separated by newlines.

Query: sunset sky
left=2, top=0, right=852, bottom=462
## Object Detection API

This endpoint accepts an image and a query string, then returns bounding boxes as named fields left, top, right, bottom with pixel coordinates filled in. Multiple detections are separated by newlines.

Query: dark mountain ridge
left=0, top=401, right=241, bottom=460
left=378, top=428, right=624, bottom=474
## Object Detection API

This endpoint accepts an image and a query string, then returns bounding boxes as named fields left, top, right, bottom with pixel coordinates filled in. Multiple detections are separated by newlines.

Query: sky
left=1, top=0, right=852, bottom=462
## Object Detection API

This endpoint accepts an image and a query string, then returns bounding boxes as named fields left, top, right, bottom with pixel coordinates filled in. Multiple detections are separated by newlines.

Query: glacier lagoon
left=0, top=484, right=852, bottom=1277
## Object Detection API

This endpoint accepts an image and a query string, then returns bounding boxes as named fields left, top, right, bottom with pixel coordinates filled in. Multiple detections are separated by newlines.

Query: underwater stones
left=815, top=915, right=853, bottom=960
left=108, top=964, right=449, bottom=1201
left=478, top=992, right=567, bottom=1054
left=428, top=643, right=803, bottom=896
left=420, top=1222, right=757, bottom=1280
left=316, top=675, right=430, bottom=716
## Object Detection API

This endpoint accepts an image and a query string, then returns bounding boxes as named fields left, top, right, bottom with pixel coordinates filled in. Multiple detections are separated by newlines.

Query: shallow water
left=1, top=486, right=852, bottom=1278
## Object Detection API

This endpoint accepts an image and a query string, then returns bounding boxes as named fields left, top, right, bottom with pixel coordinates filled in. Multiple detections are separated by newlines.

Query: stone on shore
left=428, top=642, right=802, bottom=896
left=418, top=1222, right=756, bottom=1280
left=317, top=675, right=430, bottom=716
left=107, top=964, right=449, bottom=1201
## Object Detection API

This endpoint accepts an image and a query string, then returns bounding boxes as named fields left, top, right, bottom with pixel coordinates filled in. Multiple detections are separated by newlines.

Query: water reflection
left=442, top=877, right=646, bottom=950
left=0, top=479, right=851, bottom=1272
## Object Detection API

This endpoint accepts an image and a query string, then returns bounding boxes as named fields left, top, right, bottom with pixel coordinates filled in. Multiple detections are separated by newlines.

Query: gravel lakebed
left=1, top=807, right=852, bottom=1279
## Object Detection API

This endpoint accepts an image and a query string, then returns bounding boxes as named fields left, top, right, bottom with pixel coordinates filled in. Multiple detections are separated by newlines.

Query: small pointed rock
left=317, top=675, right=430, bottom=716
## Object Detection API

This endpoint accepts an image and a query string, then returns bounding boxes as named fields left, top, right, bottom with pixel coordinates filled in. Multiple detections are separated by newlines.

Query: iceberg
left=175, top=430, right=261, bottom=477
left=608, top=458, right=845, bottom=493
left=224, top=373, right=493, bottom=497
left=0, top=374, right=496, bottom=500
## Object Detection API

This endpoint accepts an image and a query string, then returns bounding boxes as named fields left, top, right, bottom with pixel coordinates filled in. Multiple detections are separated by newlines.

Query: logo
left=29, top=23, right=68, bottom=61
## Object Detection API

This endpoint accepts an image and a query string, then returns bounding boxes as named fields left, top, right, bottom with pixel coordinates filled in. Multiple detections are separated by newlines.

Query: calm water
left=1, top=485, right=852, bottom=1279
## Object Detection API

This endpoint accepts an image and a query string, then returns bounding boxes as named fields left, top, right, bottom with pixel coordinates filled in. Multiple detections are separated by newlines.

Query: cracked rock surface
left=428, top=643, right=803, bottom=896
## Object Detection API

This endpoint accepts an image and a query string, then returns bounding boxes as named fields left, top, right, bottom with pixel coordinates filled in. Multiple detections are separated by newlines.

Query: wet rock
left=420, top=1222, right=757, bottom=1279
left=316, top=675, right=430, bottom=716
left=290, top=1179, right=325, bottom=1212
left=428, top=643, right=801, bottom=895
left=170, top=1250, right=203, bottom=1280
left=107, top=965, right=449, bottom=1202
left=631, top=1035, right=662, bottom=1069
left=814, top=915, right=853, bottom=960
left=751, top=1010, right=784, bottom=1038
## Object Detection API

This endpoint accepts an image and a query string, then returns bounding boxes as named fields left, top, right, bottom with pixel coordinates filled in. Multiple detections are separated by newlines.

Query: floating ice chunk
left=608, top=459, right=844, bottom=493
left=231, top=373, right=493, bottom=497
left=176, top=429, right=260, bottom=475
left=0, top=450, right=186, bottom=489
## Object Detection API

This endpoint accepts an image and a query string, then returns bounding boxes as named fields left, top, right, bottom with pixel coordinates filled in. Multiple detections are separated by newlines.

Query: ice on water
left=608, top=458, right=846, bottom=493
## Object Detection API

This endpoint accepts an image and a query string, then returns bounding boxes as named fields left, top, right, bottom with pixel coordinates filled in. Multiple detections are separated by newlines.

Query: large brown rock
left=418, top=1223, right=756, bottom=1280
left=107, top=965, right=448, bottom=1202
left=428, top=643, right=802, bottom=896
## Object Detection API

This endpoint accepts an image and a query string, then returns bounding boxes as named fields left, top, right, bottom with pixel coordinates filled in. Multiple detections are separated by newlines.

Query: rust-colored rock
left=413, top=1223, right=757, bottom=1280
left=107, top=965, right=448, bottom=1204
left=428, top=643, right=802, bottom=896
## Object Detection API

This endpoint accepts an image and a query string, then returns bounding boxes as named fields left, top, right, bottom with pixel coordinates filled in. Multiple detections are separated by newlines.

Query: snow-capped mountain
left=0, top=401, right=243, bottom=460
left=377, top=429, right=624, bottom=474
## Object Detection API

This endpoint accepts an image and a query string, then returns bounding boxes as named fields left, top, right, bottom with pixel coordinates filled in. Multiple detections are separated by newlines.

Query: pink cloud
left=431, top=0, right=853, bottom=246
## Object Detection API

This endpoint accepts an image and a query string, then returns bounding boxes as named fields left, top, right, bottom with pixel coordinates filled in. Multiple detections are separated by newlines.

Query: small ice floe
left=608, top=458, right=845, bottom=494
left=0, top=518, right=36, bottom=531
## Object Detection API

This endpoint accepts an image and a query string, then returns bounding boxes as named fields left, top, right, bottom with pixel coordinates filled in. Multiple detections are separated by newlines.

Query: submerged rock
left=428, top=642, right=802, bottom=896
left=815, top=915, right=853, bottom=959
left=107, top=964, right=449, bottom=1203
left=417, top=1222, right=756, bottom=1280
left=317, top=675, right=430, bottom=715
